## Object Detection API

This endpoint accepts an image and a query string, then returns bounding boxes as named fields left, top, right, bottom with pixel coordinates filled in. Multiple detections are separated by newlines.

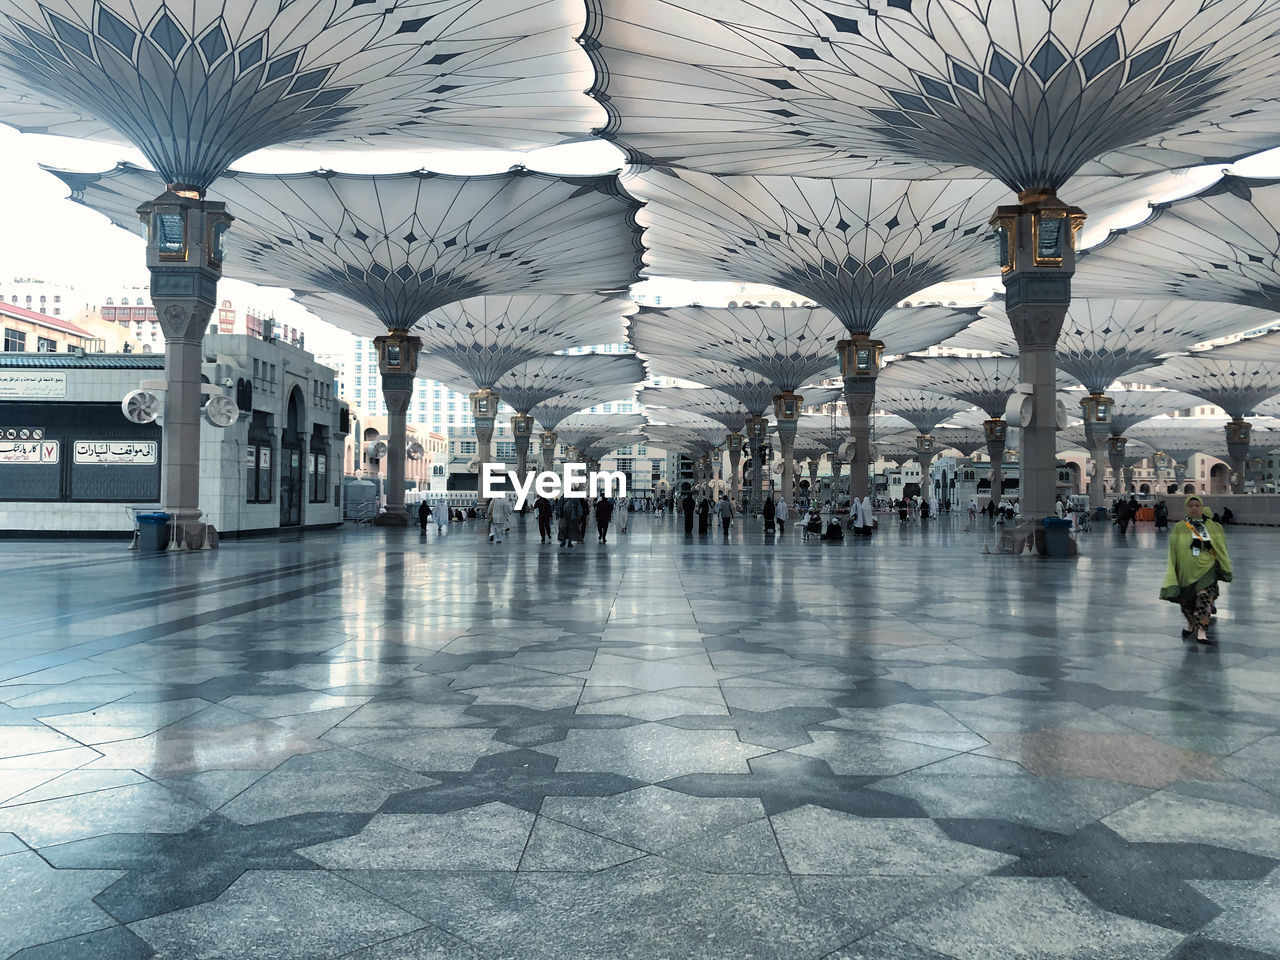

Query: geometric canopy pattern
left=0, top=0, right=601, bottom=187
left=880, top=355, right=1075, bottom=418
left=629, top=305, right=842, bottom=392
left=624, top=167, right=1009, bottom=331
left=641, top=355, right=781, bottom=417
left=636, top=386, right=750, bottom=434
left=495, top=353, right=647, bottom=418
left=1084, top=388, right=1203, bottom=437
left=52, top=163, right=645, bottom=332
left=1075, top=176, right=1280, bottom=310
left=1132, top=354, right=1280, bottom=420
left=946, top=298, right=1276, bottom=394
left=928, top=425, right=990, bottom=457
left=872, top=387, right=973, bottom=436
left=530, top=386, right=640, bottom=434
left=553, top=412, right=646, bottom=458
left=584, top=0, right=1280, bottom=191
left=366, top=293, right=635, bottom=389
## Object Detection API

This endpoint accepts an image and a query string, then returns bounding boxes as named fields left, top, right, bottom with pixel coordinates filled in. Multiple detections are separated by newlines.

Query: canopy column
left=374, top=330, right=421, bottom=527
left=773, top=391, right=801, bottom=511
left=139, top=188, right=233, bottom=549
left=993, top=192, right=1085, bottom=522
left=838, top=336, right=883, bottom=503
left=1226, top=419, right=1252, bottom=494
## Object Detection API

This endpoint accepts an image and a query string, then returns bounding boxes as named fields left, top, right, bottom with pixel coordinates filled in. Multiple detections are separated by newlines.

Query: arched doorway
left=1209, top=463, right=1231, bottom=495
left=280, top=388, right=306, bottom=526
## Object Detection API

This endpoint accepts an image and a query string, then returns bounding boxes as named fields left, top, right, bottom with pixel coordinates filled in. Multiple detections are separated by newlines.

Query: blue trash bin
left=1042, top=517, right=1073, bottom=558
left=136, top=512, right=171, bottom=552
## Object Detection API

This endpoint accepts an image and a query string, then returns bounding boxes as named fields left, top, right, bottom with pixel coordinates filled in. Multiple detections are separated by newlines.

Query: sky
left=3, top=122, right=1279, bottom=355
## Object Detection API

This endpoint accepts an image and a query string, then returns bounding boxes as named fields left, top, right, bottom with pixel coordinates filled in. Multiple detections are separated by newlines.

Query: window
left=460, top=441, right=477, bottom=455
left=246, top=442, right=273, bottom=503
left=36, top=337, right=56, bottom=352
left=309, top=452, right=328, bottom=502
left=3, top=329, right=25, bottom=352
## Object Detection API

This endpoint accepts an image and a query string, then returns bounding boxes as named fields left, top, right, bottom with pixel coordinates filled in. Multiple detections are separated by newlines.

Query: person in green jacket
left=1160, top=495, right=1232, bottom=643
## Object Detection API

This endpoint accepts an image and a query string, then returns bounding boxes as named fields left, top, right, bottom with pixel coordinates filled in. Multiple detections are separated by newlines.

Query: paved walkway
left=1, top=514, right=1277, bottom=959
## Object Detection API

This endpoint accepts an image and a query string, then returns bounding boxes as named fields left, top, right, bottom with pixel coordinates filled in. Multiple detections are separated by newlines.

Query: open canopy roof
left=584, top=0, right=1280, bottom=191
left=54, top=163, right=645, bottom=332
left=493, top=353, right=646, bottom=418
left=1131, top=354, right=1280, bottom=420
left=382, top=294, right=635, bottom=389
left=873, top=387, right=974, bottom=436
left=629, top=304, right=842, bottom=392
left=881, top=356, right=1077, bottom=418
left=0, top=0, right=602, bottom=187
left=625, top=167, right=1003, bottom=333
left=642, top=356, right=779, bottom=417
left=531, top=387, right=638, bottom=434
left=637, top=386, right=750, bottom=434
left=946, top=299, right=1276, bottom=395
left=1076, top=175, right=1280, bottom=310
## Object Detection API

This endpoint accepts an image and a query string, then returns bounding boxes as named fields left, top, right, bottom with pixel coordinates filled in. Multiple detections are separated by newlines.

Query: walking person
left=1114, top=497, right=1132, bottom=535
left=715, top=494, right=734, bottom=537
left=559, top=496, right=586, bottom=548
left=1161, top=495, right=1232, bottom=643
left=682, top=490, right=696, bottom=535
left=418, top=499, right=433, bottom=535
left=534, top=494, right=554, bottom=543
left=487, top=495, right=513, bottom=544
left=595, top=496, right=614, bottom=543
left=762, top=494, right=776, bottom=536
left=775, top=496, right=789, bottom=535
left=618, top=498, right=629, bottom=534
left=697, top=494, right=710, bottom=535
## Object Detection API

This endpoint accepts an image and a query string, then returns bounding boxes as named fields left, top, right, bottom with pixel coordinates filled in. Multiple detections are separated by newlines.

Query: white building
left=0, top=334, right=345, bottom=537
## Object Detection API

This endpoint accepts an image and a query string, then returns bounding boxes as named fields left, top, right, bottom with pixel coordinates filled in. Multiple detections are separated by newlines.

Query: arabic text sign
left=0, top=371, right=67, bottom=399
left=74, top=441, right=158, bottom=465
left=0, top=440, right=59, bottom=464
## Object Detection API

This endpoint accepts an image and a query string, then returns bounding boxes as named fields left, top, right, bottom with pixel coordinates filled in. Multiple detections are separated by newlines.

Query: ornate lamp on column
left=990, top=195, right=1086, bottom=521
left=137, top=187, right=233, bottom=549
left=772, top=390, right=802, bottom=509
left=837, top=335, right=884, bottom=502
left=373, top=330, right=422, bottom=527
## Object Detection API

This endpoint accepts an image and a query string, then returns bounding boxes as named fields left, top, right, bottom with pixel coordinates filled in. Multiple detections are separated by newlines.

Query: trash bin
left=136, top=512, right=171, bottom=552
left=1042, top=517, right=1073, bottom=558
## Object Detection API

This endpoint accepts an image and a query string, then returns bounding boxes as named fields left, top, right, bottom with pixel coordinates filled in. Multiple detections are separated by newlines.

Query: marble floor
left=1, top=513, right=1278, bottom=960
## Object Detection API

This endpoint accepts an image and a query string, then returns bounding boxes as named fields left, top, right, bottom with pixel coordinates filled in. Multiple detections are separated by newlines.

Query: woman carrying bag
left=1160, top=495, right=1232, bottom=644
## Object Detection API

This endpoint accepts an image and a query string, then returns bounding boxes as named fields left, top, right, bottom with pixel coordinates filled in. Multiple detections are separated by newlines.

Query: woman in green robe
left=1160, top=495, right=1232, bottom=643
